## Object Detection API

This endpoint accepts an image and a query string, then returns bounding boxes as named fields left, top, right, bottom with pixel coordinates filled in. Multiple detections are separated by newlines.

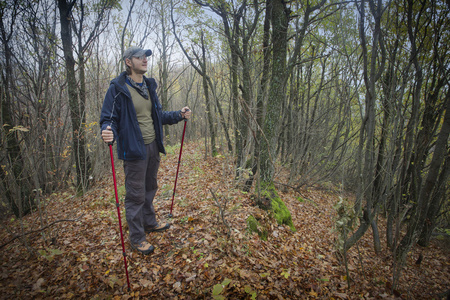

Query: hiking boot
left=131, top=240, right=154, bottom=255
left=145, top=223, right=170, bottom=233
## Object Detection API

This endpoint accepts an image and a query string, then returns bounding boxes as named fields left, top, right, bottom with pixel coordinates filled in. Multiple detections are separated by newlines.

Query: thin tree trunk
left=0, top=6, right=30, bottom=217
left=199, top=32, right=217, bottom=156
left=418, top=146, right=450, bottom=246
left=57, top=0, right=86, bottom=194
left=395, top=94, right=450, bottom=281
left=247, top=0, right=271, bottom=192
left=345, top=0, right=386, bottom=253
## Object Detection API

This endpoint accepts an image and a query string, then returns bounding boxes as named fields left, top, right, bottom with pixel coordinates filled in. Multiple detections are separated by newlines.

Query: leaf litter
left=0, top=143, right=449, bottom=299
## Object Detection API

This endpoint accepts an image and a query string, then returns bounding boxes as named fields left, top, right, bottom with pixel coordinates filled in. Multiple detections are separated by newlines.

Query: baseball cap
left=123, top=46, right=152, bottom=60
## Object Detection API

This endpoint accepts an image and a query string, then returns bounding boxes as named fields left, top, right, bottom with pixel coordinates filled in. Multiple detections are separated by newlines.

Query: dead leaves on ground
left=1, top=143, right=449, bottom=299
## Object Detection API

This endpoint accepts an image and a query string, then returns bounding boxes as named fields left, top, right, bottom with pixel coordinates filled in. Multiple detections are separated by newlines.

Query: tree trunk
left=345, top=0, right=386, bottom=253
left=171, top=6, right=219, bottom=157
left=58, top=0, right=89, bottom=194
left=394, top=1, right=448, bottom=283
left=159, top=5, right=171, bottom=144
left=418, top=146, right=450, bottom=247
left=395, top=92, right=450, bottom=267
left=200, top=32, right=217, bottom=157
left=77, top=54, right=91, bottom=193
left=0, top=8, right=32, bottom=217
left=260, top=0, right=289, bottom=182
left=246, top=0, right=271, bottom=192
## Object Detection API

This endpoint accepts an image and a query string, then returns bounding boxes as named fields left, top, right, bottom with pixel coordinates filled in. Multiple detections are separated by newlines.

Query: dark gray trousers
left=123, top=141, right=160, bottom=244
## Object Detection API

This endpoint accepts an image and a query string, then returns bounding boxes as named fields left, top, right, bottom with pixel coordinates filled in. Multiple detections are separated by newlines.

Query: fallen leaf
left=140, top=279, right=152, bottom=288
left=334, top=292, right=348, bottom=299
left=33, top=278, right=45, bottom=291
left=173, top=281, right=182, bottom=293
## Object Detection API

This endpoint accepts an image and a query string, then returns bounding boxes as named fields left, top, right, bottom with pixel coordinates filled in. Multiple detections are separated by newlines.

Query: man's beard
left=131, top=61, right=146, bottom=75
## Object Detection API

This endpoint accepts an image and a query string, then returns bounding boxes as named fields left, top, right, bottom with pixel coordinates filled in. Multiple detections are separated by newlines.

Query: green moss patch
left=261, top=182, right=296, bottom=232
left=246, top=215, right=268, bottom=241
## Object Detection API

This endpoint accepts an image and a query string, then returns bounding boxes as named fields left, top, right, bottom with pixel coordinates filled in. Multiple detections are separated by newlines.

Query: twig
left=0, top=215, right=84, bottom=249
left=356, top=241, right=367, bottom=280
left=209, top=188, right=231, bottom=237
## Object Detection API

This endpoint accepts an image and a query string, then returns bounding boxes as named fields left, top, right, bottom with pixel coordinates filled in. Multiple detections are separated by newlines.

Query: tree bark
left=417, top=146, right=450, bottom=247
left=246, top=0, right=271, bottom=192
left=58, top=0, right=87, bottom=194
left=345, top=0, right=386, bottom=253
left=199, top=32, right=217, bottom=156
left=0, top=4, right=31, bottom=217
left=396, top=92, right=450, bottom=261
left=260, top=0, right=289, bottom=182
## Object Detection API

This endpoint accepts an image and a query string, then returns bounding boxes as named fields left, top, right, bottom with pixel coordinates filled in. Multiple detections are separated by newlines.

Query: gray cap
left=123, top=46, right=152, bottom=60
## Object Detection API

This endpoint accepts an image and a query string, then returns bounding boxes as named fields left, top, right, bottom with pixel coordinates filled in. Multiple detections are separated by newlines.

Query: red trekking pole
left=168, top=118, right=188, bottom=218
left=108, top=142, right=131, bottom=291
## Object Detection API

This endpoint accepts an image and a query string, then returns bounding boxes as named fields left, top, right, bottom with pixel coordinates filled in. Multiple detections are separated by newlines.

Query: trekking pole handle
left=182, top=108, right=190, bottom=120
left=105, top=126, right=114, bottom=146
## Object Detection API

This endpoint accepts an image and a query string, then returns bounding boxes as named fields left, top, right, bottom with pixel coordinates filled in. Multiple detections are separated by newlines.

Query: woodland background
left=0, top=0, right=449, bottom=298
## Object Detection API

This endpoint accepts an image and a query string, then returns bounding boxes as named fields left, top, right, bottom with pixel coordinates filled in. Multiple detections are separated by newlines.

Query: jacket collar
left=112, top=71, right=156, bottom=93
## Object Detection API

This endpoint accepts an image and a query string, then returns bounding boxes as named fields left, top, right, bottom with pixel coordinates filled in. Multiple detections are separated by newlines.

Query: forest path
left=1, top=142, right=448, bottom=299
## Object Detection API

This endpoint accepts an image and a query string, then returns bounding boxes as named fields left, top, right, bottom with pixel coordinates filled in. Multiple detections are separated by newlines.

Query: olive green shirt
left=126, top=84, right=156, bottom=144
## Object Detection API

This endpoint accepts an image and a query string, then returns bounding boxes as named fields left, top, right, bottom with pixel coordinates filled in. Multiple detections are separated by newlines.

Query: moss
left=261, top=182, right=296, bottom=232
left=246, top=215, right=268, bottom=241
left=247, top=215, right=258, bottom=232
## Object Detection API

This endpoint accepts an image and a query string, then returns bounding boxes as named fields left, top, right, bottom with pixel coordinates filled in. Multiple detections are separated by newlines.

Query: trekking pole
left=108, top=142, right=131, bottom=291
left=168, top=117, right=188, bottom=218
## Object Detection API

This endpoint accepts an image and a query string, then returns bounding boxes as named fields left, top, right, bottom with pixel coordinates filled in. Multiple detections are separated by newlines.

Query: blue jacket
left=100, top=72, right=183, bottom=160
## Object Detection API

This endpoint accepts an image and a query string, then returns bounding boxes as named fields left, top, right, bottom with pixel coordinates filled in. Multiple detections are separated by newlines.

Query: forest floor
left=1, top=142, right=449, bottom=299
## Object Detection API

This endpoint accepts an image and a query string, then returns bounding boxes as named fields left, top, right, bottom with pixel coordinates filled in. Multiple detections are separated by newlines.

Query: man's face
left=126, top=55, right=148, bottom=75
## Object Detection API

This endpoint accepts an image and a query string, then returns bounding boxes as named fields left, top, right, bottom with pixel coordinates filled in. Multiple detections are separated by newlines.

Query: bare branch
left=0, top=215, right=84, bottom=250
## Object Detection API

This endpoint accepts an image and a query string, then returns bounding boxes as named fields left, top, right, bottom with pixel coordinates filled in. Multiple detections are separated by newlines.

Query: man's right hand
left=102, top=126, right=114, bottom=143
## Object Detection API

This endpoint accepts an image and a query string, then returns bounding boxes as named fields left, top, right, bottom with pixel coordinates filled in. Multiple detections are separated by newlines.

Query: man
left=100, top=46, right=191, bottom=255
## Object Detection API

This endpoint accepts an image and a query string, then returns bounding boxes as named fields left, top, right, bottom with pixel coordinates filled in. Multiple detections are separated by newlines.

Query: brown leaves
left=0, top=143, right=449, bottom=299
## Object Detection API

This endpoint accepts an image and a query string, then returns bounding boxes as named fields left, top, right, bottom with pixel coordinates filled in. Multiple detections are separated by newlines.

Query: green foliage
left=244, top=285, right=257, bottom=299
left=281, top=269, right=290, bottom=279
left=236, top=167, right=253, bottom=181
left=246, top=215, right=268, bottom=241
left=212, top=278, right=232, bottom=299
